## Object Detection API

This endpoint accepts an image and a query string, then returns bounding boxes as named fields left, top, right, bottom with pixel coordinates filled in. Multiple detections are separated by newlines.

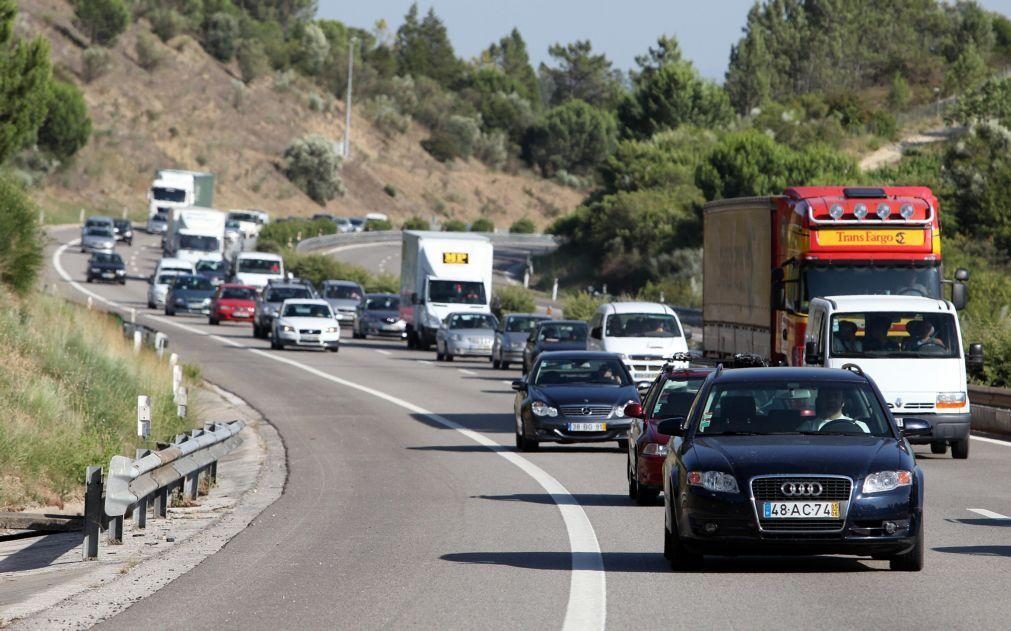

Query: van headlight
left=862, top=471, right=912, bottom=494
left=936, top=392, right=967, bottom=409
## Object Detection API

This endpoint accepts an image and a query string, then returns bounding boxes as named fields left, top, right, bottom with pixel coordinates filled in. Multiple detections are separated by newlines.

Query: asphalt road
left=44, top=228, right=1011, bottom=630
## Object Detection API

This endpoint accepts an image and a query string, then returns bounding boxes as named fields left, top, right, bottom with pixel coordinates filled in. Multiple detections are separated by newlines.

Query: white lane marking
left=375, top=349, right=391, bottom=356
left=418, top=360, right=433, bottom=365
left=968, top=508, right=1010, bottom=520
left=458, top=369, right=477, bottom=376
left=971, top=435, right=1011, bottom=447
left=323, top=242, right=399, bottom=255
left=501, top=380, right=514, bottom=386
left=53, top=236, right=607, bottom=631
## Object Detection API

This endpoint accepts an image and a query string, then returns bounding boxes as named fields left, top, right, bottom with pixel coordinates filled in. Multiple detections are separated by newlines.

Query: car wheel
left=436, top=349, right=444, bottom=361
left=407, top=331, right=417, bottom=349
left=147, top=300, right=155, bottom=309
left=616, top=439, right=629, bottom=451
left=637, top=486, right=660, bottom=506
left=252, top=323, right=260, bottom=338
left=119, top=279, right=126, bottom=285
left=665, top=518, right=703, bottom=570
left=930, top=441, right=947, bottom=455
left=889, top=516, right=924, bottom=571
left=270, top=336, right=283, bottom=350
left=86, top=276, right=93, bottom=283
left=515, top=429, right=539, bottom=452
left=209, top=316, right=219, bottom=325
left=501, top=361, right=511, bottom=370
left=493, top=357, right=501, bottom=369
left=627, top=451, right=639, bottom=500
left=951, top=438, right=969, bottom=460
left=328, top=345, right=339, bottom=353
left=165, top=307, right=175, bottom=316
left=445, top=352, right=454, bottom=362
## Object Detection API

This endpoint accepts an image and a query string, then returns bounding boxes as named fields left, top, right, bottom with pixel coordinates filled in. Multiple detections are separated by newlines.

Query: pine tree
left=485, top=29, right=540, bottom=105
left=539, top=40, right=622, bottom=109
left=0, top=0, right=52, bottom=163
left=725, top=26, right=772, bottom=115
left=395, top=4, right=461, bottom=88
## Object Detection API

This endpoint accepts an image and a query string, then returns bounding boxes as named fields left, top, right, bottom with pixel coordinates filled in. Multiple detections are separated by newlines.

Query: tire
left=930, top=441, right=947, bottom=455
left=515, top=429, right=539, bottom=452
left=628, top=451, right=639, bottom=500
left=147, top=301, right=155, bottom=309
left=637, top=486, right=660, bottom=506
left=165, top=308, right=175, bottom=316
left=119, top=279, right=126, bottom=285
left=209, top=316, right=220, bottom=325
left=445, top=353, right=454, bottom=362
left=270, top=337, right=283, bottom=350
left=501, top=361, right=511, bottom=370
left=328, top=345, right=339, bottom=353
left=617, top=439, right=629, bottom=451
left=493, top=357, right=501, bottom=369
left=252, top=323, right=260, bottom=338
left=951, top=438, right=969, bottom=459
left=665, top=517, right=703, bottom=570
left=889, top=516, right=924, bottom=571
left=86, top=276, right=93, bottom=283
left=436, top=349, right=444, bottom=361
left=407, top=331, right=417, bottom=350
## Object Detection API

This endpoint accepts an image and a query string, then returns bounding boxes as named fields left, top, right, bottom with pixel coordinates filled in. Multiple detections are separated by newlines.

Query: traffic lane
left=344, top=341, right=1011, bottom=627
left=47, top=231, right=574, bottom=630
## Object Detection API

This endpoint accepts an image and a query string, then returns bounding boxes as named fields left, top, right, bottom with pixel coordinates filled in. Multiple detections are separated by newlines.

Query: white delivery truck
left=164, top=207, right=227, bottom=264
left=400, top=231, right=494, bottom=350
left=587, top=302, right=690, bottom=381
left=147, top=170, right=215, bottom=233
left=804, top=295, right=983, bottom=459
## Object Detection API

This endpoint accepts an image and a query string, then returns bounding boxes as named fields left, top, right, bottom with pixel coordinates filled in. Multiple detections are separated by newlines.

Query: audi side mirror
left=624, top=403, right=644, bottom=419
left=656, top=417, right=685, bottom=437
left=899, top=417, right=931, bottom=438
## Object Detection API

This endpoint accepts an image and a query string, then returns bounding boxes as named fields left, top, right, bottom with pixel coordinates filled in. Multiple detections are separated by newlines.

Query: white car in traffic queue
left=271, top=299, right=341, bottom=352
left=147, top=270, right=182, bottom=309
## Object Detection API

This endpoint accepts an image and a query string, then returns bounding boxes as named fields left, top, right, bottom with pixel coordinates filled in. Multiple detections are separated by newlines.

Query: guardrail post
left=83, top=466, right=103, bottom=560
left=134, top=449, right=150, bottom=529
left=209, top=461, right=218, bottom=486
left=153, top=486, right=169, bottom=518
left=185, top=470, right=200, bottom=501
left=108, top=514, right=123, bottom=545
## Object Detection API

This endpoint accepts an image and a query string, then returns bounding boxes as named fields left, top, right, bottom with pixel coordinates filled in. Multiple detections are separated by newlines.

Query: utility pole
left=342, top=36, right=357, bottom=159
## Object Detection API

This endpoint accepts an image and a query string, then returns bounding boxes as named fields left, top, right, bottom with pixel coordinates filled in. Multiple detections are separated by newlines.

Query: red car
left=209, top=284, right=258, bottom=325
left=625, top=367, right=713, bottom=505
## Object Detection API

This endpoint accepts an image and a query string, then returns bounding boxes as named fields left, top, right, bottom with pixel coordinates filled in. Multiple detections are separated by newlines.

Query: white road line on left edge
left=968, top=508, right=1010, bottom=520
left=458, top=369, right=477, bottom=376
left=971, top=435, right=1011, bottom=446
left=54, top=233, right=607, bottom=631
left=375, top=349, right=391, bottom=355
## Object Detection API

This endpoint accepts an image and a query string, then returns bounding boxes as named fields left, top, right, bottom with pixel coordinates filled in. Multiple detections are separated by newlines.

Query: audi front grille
left=750, top=475, right=853, bottom=534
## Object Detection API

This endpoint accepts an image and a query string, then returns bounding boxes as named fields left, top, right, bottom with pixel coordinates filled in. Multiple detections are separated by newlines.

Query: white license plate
left=567, top=422, right=606, bottom=432
left=763, top=502, right=840, bottom=519
left=301, top=336, right=319, bottom=342
left=234, top=310, right=250, bottom=317
left=102, top=272, right=115, bottom=278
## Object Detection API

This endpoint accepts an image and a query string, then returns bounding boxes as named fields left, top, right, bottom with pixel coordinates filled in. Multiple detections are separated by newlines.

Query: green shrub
left=0, top=178, right=43, bottom=294
left=37, top=80, right=91, bottom=162
left=402, top=216, right=429, bottom=230
left=364, top=95, right=410, bottom=137
left=562, top=291, right=605, bottom=321
left=422, top=115, right=481, bottom=162
left=74, top=0, right=129, bottom=46
left=149, top=8, right=185, bottom=43
left=135, top=31, right=164, bottom=71
left=204, top=12, right=240, bottom=62
left=282, top=251, right=398, bottom=293
left=383, top=184, right=397, bottom=197
left=257, top=217, right=338, bottom=250
left=509, top=217, right=536, bottom=234
left=364, top=218, right=393, bottom=231
left=283, top=135, right=345, bottom=205
left=237, top=39, right=270, bottom=83
left=421, top=133, right=458, bottom=162
left=82, top=47, right=111, bottom=83
left=442, top=219, right=467, bottom=232
left=492, top=286, right=535, bottom=319
left=470, top=217, right=494, bottom=232
left=474, top=130, right=508, bottom=170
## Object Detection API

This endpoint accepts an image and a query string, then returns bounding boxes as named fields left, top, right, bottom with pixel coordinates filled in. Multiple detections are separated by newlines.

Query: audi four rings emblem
left=781, top=482, right=823, bottom=496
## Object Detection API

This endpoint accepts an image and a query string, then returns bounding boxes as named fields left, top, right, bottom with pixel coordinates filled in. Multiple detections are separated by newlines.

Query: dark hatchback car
left=86, top=251, right=126, bottom=284
left=658, top=366, right=927, bottom=572
left=626, top=366, right=712, bottom=504
left=112, top=218, right=133, bottom=245
left=512, top=351, right=640, bottom=451
left=522, top=320, right=589, bottom=373
left=354, top=293, right=405, bottom=339
left=165, top=274, right=215, bottom=316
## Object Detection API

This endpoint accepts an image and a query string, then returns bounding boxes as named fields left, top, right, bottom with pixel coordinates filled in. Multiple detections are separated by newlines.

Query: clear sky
left=317, top=0, right=1011, bottom=82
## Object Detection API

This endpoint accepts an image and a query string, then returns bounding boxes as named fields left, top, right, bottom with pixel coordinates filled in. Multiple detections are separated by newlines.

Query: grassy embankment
left=0, top=289, right=198, bottom=509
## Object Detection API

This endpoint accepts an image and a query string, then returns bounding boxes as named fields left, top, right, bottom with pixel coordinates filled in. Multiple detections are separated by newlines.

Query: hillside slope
left=16, top=0, right=581, bottom=226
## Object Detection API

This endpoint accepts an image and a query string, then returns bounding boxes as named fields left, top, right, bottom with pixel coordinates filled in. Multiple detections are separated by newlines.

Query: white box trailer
left=400, top=231, right=494, bottom=349
left=165, top=207, right=227, bottom=264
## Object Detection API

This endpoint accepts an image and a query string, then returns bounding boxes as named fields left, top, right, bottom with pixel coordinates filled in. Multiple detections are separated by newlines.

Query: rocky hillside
left=17, top=0, right=581, bottom=227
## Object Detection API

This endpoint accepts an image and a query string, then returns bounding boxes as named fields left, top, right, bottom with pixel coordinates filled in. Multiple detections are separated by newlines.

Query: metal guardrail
left=83, top=420, right=245, bottom=559
left=122, top=320, right=169, bottom=355
left=296, top=230, right=561, bottom=254
left=968, top=384, right=1011, bottom=409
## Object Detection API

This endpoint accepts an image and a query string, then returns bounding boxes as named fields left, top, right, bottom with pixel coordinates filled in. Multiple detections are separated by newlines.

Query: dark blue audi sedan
left=512, top=351, right=640, bottom=451
left=657, top=365, right=926, bottom=572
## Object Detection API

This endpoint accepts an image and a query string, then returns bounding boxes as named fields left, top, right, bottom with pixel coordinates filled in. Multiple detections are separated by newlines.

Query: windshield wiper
left=707, top=431, right=763, bottom=436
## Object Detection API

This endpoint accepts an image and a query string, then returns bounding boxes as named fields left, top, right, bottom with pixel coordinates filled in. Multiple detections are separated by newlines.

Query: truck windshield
left=152, top=187, right=187, bottom=203
left=428, top=280, right=486, bottom=304
left=802, top=265, right=941, bottom=310
left=830, top=312, right=960, bottom=359
left=178, top=235, right=220, bottom=252
left=605, top=313, right=682, bottom=338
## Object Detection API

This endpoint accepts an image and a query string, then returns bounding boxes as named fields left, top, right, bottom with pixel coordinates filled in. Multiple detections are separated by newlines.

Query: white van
left=587, top=302, right=690, bottom=381
left=233, top=252, right=285, bottom=288
left=153, top=257, right=196, bottom=278
left=805, top=295, right=978, bottom=459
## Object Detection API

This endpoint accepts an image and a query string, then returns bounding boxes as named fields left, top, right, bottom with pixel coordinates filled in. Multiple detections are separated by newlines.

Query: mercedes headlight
left=862, top=471, right=912, bottom=494
left=531, top=401, right=558, bottom=417
left=687, top=471, right=740, bottom=493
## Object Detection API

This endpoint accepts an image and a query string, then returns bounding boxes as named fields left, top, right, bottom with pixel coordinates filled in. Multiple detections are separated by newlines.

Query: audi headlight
left=687, top=471, right=739, bottom=493
left=174, top=297, right=186, bottom=305
left=531, top=401, right=558, bottom=417
left=936, top=392, right=967, bottom=409
left=862, top=471, right=912, bottom=494
left=641, top=443, right=668, bottom=456
left=90, top=267, right=101, bottom=273
left=613, top=399, right=638, bottom=418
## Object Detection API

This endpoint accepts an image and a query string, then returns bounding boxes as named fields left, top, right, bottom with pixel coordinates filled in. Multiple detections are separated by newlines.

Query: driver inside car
left=797, top=388, right=869, bottom=433
left=903, top=320, right=946, bottom=352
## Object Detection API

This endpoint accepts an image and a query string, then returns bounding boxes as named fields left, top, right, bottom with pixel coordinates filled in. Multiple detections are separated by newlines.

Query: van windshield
left=830, top=312, right=960, bottom=359
left=178, top=235, right=220, bottom=252
left=605, top=313, right=682, bottom=338
left=428, top=280, right=485, bottom=304
left=152, top=187, right=187, bottom=203
left=238, top=258, right=281, bottom=274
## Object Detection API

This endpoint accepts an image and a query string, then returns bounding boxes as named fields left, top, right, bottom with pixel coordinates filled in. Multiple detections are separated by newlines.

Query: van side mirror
left=967, top=342, right=984, bottom=376
left=955, top=268, right=969, bottom=282
left=591, top=326, right=602, bottom=340
left=410, top=292, right=419, bottom=305
left=656, top=417, right=685, bottom=437
left=804, top=340, right=822, bottom=366
left=952, top=282, right=968, bottom=310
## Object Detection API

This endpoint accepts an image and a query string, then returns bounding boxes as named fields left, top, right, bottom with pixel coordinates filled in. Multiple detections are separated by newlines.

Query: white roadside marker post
left=133, top=330, right=142, bottom=354
left=176, top=386, right=188, bottom=418
left=137, top=395, right=151, bottom=438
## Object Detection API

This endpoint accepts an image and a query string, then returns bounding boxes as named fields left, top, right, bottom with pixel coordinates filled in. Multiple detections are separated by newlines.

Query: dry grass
left=17, top=0, right=582, bottom=230
left=0, top=289, right=195, bottom=509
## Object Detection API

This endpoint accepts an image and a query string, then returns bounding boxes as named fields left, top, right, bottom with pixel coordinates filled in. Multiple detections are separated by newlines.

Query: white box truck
left=804, top=295, right=983, bottom=459
left=400, top=231, right=494, bottom=350
left=147, top=170, right=215, bottom=233
left=165, top=207, right=227, bottom=264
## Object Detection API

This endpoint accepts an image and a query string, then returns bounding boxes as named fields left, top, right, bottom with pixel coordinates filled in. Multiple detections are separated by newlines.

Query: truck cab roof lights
left=853, top=203, right=868, bottom=220
left=843, top=187, right=887, bottom=198
left=900, top=204, right=915, bottom=219
left=829, top=204, right=845, bottom=219
left=807, top=203, right=934, bottom=226
left=876, top=203, right=891, bottom=219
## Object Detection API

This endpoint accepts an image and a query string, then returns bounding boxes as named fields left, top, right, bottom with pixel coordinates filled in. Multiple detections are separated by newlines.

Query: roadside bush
left=204, top=12, right=240, bottom=62
left=422, top=115, right=481, bottom=162
left=82, top=47, right=111, bottom=83
left=509, top=217, right=536, bottom=234
left=135, top=31, right=164, bottom=71
left=383, top=184, right=397, bottom=197
left=492, top=286, right=535, bottom=320
left=237, top=39, right=271, bottom=83
left=562, top=291, right=606, bottom=321
left=74, top=0, right=129, bottom=46
left=420, top=133, right=457, bottom=162
left=364, top=218, right=393, bottom=231
left=149, top=8, right=185, bottom=43
left=257, top=217, right=338, bottom=250
left=282, top=251, right=398, bottom=293
left=402, top=216, right=429, bottom=230
left=441, top=219, right=467, bottom=232
left=470, top=218, right=494, bottom=232
left=364, top=95, right=410, bottom=137
left=37, top=80, right=92, bottom=162
left=474, top=130, right=509, bottom=170
left=283, top=135, right=345, bottom=205
left=0, top=178, right=43, bottom=294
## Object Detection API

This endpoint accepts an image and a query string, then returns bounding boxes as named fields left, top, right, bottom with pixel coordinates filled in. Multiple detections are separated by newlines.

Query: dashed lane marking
left=967, top=508, right=1010, bottom=520
left=458, top=369, right=477, bottom=376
